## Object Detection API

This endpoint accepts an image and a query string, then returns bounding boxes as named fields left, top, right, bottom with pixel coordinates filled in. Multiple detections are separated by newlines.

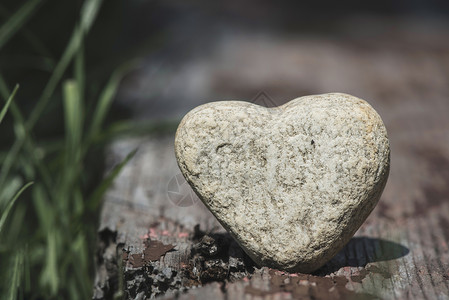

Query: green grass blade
left=63, top=79, right=83, bottom=153
left=0, top=84, right=18, bottom=125
left=0, top=182, right=33, bottom=235
left=88, top=149, right=137, bottom=210
left=6, top=249, right=24, bottom=300
left=87, top=70, right=121, bottom=140
left=87, top=61, right=136, bottom=142
left=0, top=78, right=54, bottom=203
left=27, top=0, right=103, bottom=130
left=0, top=78, right=27, bottom=191
left=26, top=26, right=81, bottom=130
left=80, top=0, right=102, bottom=33
left=0, top=4, right=54, bottom=62
left=0, top=140, right=25, bottom=197
left=0, top=74, right=26, bottom=126
left=0, top=176, right=22, bottom=205
left=0, top=0, right=43, bottom=50
left=40, top=229, right=59, bottom=295
left=74, top=41, right=85, bottom=103
left=24, top=244, right=31, bottom=293
left=0, top=74, right=53, bottom=196
left=94, top=119, right=179, bottom=143
left=0, top=0, right=103, bottom=196
left=70, top=233, right=90, bottom=299
left=32, top=183, right=52, bottom=233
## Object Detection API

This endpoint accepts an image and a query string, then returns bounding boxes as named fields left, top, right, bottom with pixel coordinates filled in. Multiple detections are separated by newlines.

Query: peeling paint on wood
left=93, top=34, right=449, bottom=299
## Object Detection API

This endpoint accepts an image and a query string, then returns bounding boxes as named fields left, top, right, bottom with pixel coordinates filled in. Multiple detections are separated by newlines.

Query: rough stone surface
left=174, top=93, right=390, bottom=273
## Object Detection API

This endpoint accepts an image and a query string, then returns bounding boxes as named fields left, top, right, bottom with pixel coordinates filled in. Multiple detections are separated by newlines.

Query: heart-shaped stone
left=175, top=93, right=390, bottom=273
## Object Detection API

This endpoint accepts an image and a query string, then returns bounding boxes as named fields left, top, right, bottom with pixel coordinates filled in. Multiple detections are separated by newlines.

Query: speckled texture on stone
left=174, top=93, right=390, bottom=273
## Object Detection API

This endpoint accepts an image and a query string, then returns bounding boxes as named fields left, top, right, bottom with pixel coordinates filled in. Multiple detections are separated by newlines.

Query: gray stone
left=175, top=93, right=390, bottom=273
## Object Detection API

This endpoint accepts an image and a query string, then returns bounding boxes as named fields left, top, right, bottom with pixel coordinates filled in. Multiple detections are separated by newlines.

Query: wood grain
left=93, top=27, right=449, bottom=299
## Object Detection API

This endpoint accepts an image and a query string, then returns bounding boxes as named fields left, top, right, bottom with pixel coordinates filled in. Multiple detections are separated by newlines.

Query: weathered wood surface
left=93, top=26, right=449, bottom=299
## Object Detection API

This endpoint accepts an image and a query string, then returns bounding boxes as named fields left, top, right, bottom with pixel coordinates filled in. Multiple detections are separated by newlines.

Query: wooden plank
left=93, top=29, right=449, bottom=299
left=92, top=130, right=449, bottom=299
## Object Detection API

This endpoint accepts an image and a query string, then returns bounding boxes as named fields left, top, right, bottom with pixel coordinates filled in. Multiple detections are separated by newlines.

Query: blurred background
left=1, top=0, right=448, bottom=299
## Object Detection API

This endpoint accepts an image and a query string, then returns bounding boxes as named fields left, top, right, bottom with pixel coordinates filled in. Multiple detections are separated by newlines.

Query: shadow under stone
left=191, top=226, right=409, bottom=280
left=314, top=236, right=410, bottom=276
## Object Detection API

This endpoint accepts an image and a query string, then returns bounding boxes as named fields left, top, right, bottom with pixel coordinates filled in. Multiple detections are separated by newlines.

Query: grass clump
left=0, top=0, right=135, bottom=298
